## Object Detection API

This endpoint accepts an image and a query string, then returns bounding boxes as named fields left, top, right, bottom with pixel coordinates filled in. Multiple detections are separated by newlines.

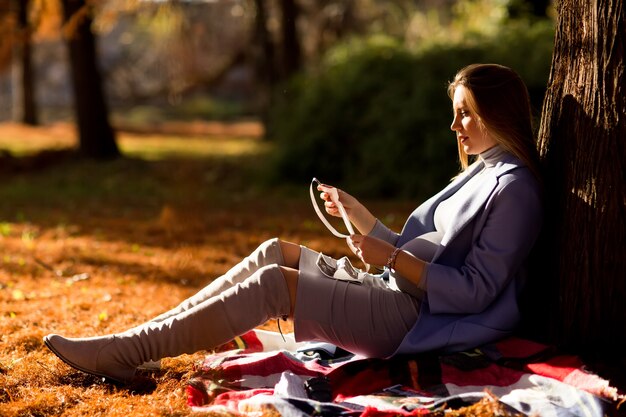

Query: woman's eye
left=460, top=111, right=469, bottom=117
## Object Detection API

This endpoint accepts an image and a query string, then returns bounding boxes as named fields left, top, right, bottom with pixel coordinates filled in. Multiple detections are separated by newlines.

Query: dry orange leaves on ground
left=0, top=122, right=417, bottom=416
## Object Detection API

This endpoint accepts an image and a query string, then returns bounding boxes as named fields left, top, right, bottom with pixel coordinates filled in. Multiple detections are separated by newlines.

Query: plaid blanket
left=186, top=330, right=623, bottom=417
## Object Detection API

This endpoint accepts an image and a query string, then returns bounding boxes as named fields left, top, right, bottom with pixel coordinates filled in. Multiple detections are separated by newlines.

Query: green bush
left=266, top=22, right=554, bottom=200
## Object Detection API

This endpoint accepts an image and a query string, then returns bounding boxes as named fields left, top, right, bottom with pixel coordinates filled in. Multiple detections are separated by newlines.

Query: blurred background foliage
left=0, top=0, right=555, bottom=199
left=267, top=0, right=555, bottom=199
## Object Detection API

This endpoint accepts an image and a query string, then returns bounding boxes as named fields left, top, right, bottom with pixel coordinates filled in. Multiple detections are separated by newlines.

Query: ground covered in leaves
left=0, top=122, right=415, bottom=416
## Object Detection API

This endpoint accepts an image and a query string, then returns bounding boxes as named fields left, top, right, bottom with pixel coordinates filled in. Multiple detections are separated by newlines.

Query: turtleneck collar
left=479, top=145, right=508, bottom=168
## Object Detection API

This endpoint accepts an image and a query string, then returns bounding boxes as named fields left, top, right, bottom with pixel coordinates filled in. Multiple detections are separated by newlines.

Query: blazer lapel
left=435, top=155, right=524, bottom=256
left=440, top=169, right=498, bottom=247
left=396, top=164, right=483, bottom=246
left=427, top=161, right=486, bottom=210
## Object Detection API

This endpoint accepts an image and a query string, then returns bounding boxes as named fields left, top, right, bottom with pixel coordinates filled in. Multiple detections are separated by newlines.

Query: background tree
left=0, top=0, right=39, bottom=125
left=14, top=0, right=38, bottom=125
left=60, top=0, right=119, bottom=159
left=278, top=0, right=301, bottom=79
left=250, top=0, right=276, bottom=120
left=0, top=3, right=15, bottom=100
left=249, top=0, right=302, bottom=121
left=524, top=0, right=625, bottom=358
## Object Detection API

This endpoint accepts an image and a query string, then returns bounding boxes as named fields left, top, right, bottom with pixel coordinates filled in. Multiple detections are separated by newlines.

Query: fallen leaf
left=12, top=289, right=25, bottom=301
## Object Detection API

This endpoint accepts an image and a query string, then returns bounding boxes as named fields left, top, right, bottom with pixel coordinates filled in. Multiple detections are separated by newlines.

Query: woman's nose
left=450, top=115, right=460, bottom=131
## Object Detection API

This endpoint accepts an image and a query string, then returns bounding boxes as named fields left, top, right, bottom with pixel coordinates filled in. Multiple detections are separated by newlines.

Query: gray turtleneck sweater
left=389, top=145, right=509, bottom=298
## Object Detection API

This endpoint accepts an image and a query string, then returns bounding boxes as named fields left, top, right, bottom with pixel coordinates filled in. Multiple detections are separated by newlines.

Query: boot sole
left=43, top=336, right=130, bottom=385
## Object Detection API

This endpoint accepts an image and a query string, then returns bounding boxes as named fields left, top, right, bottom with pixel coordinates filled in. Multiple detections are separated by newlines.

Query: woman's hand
left=350, top=234, right=428, bottom=287
left=316, top=182, right=377, bottom=234
left=316, top=183, right=358, bottom=217
left=348, top=234, right=395, bottom=267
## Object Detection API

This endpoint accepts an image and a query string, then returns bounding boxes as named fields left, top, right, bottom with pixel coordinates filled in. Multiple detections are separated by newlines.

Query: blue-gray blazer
left=370, top=152, right=543, bottom=354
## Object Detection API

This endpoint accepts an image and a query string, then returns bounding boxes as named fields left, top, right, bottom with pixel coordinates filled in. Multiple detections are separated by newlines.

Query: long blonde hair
left=447, top=64, right=541, bottom=182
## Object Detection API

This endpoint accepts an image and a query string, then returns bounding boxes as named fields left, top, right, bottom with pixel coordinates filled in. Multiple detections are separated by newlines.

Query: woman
left=44, top=63, right=543, bottom=384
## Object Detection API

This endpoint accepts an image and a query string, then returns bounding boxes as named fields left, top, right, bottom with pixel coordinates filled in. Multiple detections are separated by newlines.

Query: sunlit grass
left=0, top=122, right=270, bottom=160
left=119, top=134, right=270, bottom=160
left=0, top=123, right=75, bottom=156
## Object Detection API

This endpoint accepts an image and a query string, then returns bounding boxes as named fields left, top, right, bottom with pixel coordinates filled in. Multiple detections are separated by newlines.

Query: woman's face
left=450, top=86, right=497, bottom=155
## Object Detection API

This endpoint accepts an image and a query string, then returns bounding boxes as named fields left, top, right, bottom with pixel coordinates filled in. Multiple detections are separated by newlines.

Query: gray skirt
left=293, top=246, right=420, bottom=358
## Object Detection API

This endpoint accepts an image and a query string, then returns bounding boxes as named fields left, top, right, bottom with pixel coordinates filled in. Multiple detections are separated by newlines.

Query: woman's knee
left=251, top=265, right=298, bottom=317
left=278, top=240, right=301, bottom=269
left=252, top=238, right=286, bottom=267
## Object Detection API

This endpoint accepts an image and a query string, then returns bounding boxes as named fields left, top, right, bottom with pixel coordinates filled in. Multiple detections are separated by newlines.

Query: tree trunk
left=15, top=0, right=38, bottom=125
left=251, top=0, right=276, bottom=126
left=529, top=0, right=625, bottom=357
left=60, top=0, right=119, bottom=159
left=278, top=0, right=301, bottom=79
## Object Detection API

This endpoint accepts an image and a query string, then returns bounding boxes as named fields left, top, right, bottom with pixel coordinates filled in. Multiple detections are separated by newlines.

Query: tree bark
left=527, top=0, right=625, bottom=356
left=60, top=0, right=119, bottom=159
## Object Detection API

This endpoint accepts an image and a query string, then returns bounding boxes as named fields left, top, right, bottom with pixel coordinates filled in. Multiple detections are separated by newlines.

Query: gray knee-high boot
left=43, top=265, right=291, bottom=384
left=133, top=238, right=284, bottom=371
left=147, top=238, right=285, bottom=324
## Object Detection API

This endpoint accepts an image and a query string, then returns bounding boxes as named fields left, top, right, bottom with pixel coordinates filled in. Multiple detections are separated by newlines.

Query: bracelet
left=386, top=248, right=401, bottom=271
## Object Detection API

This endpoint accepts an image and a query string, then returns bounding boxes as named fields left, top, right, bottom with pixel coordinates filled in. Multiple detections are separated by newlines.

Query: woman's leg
left=135, top=239, right=299, bottom=370
left=44, top=264, right=296, bottom=384
left=145, top=239, right=300, bottom=323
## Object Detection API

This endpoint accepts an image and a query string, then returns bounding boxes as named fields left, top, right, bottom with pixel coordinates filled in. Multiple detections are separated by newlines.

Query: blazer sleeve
left=425, top=175, right=542, bottom=314
left=368, top=219, right=400, bottom=246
